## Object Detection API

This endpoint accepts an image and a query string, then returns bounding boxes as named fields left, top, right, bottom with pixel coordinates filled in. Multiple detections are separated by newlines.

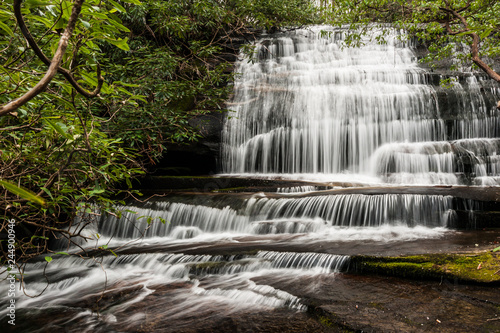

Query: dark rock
left=152, top=143, right=217, bottom=175
left=188, top=111, right=225, bottom=144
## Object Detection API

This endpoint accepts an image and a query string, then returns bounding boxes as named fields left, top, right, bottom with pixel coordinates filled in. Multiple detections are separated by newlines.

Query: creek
left=2, top=26, right=500, bottom=332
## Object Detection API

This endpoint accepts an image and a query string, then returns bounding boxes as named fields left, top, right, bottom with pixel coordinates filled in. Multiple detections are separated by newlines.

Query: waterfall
left=1, top=250, right=350, bottom=322
left=4, top=26, right=499, bottom=332
left=276, top=186, right=321, bottom=193
left=371, top=138, right=500, bottom=184
left=86, top=194, right=454, bottom=242
left=222, top=26, right=500, bottom=184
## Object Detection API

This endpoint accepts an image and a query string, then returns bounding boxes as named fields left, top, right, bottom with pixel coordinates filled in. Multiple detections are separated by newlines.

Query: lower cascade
left=92, top=194, right=454, bottom=241
left=2, top=26, right=500, bottom=332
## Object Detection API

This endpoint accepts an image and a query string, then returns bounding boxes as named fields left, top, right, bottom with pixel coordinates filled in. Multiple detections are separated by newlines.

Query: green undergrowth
left=146, top=175, right=219, bottom=179
left=350, top=252, right=500, bottom=284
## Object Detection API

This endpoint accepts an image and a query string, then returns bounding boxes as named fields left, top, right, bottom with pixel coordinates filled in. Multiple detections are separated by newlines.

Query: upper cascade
left=221, top=26, right=500, bottom=184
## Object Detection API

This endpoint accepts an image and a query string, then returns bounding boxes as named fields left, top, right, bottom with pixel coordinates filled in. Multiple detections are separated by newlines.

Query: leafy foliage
left=325, top=0, right=500, bottom=81
left=100, top=0, right=321, bottom=163
left=1, top=0, right=146, bottom=265
left=0, top=0, right=320, bottom=265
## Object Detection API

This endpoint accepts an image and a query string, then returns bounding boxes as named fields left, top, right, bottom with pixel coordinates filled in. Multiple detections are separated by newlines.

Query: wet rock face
left=153, top=112, right=226, bottom=175
left=188, top=112, right=226, bottom=144
left=433, top=77, right=500, bottom=122
left=301, top=274, right=500, bottom=333
left=7, top=272, right=498, bottom=333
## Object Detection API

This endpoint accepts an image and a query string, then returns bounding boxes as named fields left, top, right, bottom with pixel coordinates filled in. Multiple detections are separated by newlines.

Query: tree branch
left=440, top=2, right=500, bottom=83
left=0, top=0, right=104, bottom=117
left=0, top=0, right=84, bottom=116
left=13, top=0, right=104, bottom=97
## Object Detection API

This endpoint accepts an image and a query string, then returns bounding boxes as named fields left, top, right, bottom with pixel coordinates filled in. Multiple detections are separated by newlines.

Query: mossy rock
left=350, top=252, right=500, bottom=284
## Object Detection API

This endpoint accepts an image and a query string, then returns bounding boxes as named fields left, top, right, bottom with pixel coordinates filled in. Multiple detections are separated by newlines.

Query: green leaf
left=79, top=19, right=91, bottom=29
left=0, top=21, right=14, bottom=37
left=45, top=118, right=72, bottom=139
left=120, top=0, right=142, bottom=5
left=60, top=0, right=72, bottom=20
left=108, top=0, right=126, bottom=13
left=31, top=15, right=53, bottom=28
left=106, top=37, right=130, bottom=51
left=479, top=28, right=493, bottom=39
left=46, top=93, right=77, bottom=111
left=45, top=256, right=53, bottom=263
left=0, top=10, right=14, bottom=19
left=115, top=81, right=140, bottom=88
left=0, top=179, right=46, bottom=206
left=493, top=246, right=500, bottom=252
left=25, top=0, right=51, bottom=8
left=80, top=72, right=98, bottom=86
left=89, top=12, right=109, bottom=20
left=107, top=17, right=131, bottom=32
left=89, top=188, right=105, bottom=195
left=40, top=187, right=54, bottom=200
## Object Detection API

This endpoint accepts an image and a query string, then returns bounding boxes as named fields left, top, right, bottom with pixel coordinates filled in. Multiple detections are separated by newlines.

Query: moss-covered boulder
left=349, top=251, right=500, bottom=284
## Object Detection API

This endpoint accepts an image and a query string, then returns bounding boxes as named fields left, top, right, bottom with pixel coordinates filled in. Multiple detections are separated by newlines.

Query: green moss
left=316, top=315, right=355, bottom=332
left=351, top=252, right=500, bottom=284
left=444, top=253, right=500, bottom=282
left=213, top=187, right=247, bottom=192
left=368, top=302, right=386, bottom=310
left=318, top=315, right=335, bottom=328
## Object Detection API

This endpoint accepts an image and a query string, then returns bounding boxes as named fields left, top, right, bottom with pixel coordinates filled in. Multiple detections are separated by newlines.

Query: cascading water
left=89, top=194, right=453, bottom=241
left=3, top=26, right=499, bottom=332
left=222, top=26, right=500, bottom=184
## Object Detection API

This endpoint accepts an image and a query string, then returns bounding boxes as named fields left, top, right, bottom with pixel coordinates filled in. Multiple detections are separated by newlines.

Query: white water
left=0, top=250, right=349, bottom=328
left=277, top=186, right=322, bottom=193
left=222, top=26, right=500, bottom=185
left=2, top=190, right=456, bottom=328
left=73, top=194, right=454, bottom=243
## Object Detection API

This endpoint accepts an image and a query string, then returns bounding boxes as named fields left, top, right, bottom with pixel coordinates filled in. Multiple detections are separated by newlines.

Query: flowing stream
left=2, top=27, right=500, bottom=332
